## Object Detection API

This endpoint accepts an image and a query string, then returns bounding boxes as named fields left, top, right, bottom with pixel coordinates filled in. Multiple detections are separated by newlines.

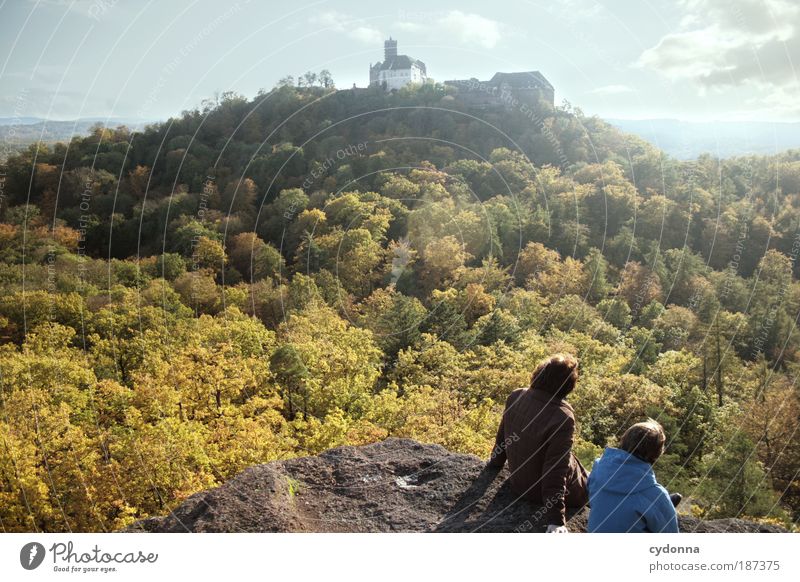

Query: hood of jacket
left=589, top=447, right=657, bottom=495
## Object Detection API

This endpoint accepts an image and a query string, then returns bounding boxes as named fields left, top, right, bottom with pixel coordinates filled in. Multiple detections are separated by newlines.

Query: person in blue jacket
left=588, top=419, right=680, bottom=533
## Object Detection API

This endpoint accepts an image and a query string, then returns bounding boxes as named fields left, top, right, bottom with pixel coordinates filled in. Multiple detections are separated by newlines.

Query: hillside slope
left=126, top=438, right=784, bottom=533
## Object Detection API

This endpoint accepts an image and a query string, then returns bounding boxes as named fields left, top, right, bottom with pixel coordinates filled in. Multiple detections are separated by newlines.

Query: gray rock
left=124, top=438, right=785, bottom=533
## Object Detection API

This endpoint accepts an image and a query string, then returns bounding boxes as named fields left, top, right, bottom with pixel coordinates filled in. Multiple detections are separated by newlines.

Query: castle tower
left=384, top=38, right=397, bottom=60
left=370, top=38, right=427, bottom=91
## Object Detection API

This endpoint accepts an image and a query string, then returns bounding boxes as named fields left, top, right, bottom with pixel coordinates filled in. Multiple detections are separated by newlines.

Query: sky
left=0, top=0, right=798, bottom=123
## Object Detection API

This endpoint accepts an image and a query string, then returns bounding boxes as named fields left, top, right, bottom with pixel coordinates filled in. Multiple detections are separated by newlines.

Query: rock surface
left=126, top=438, right=785, bottom=533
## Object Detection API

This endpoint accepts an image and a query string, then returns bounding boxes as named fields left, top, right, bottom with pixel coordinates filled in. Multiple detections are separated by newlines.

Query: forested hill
left=0, top=81, right=798, bottom=532
left=1, top=82, right=663, bottom=260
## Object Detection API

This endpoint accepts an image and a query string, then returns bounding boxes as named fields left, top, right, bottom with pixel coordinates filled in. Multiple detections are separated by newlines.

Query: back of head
left=618, top=419, right=666, bottom=464
left=529, top=353, right=579, bottom=399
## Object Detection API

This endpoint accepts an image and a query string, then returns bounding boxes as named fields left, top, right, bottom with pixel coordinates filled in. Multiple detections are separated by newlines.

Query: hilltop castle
left=368, top=38, right=554, bottom=107
left=444, top=72, right=555, bottom=108
left=369, top=38, right=428, bottom=91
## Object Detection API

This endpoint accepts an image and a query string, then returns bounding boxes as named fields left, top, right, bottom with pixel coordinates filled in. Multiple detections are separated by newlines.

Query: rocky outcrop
left=126, top=438, right=785, bottom=533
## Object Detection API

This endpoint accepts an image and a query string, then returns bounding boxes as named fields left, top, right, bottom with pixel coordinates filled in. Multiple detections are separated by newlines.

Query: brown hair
left=619, top=419, right=666, bottom=464
left=529, top=353, right=579, bottom=399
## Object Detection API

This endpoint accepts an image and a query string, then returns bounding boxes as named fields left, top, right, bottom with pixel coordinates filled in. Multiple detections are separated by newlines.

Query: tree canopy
left=1, top=82, right=798, bottom=531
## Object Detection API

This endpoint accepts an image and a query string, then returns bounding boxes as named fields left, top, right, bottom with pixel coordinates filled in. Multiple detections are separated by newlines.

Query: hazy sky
left=0, top=0, right=797, bottom=122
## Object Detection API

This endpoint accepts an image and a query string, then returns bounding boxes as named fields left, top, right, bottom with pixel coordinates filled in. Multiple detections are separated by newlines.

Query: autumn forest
left=1, top=80, right=799, bottom=531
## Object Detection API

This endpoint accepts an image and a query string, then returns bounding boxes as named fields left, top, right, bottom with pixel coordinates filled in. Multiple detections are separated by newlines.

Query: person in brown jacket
left=487, top=353, right=589, bottom=532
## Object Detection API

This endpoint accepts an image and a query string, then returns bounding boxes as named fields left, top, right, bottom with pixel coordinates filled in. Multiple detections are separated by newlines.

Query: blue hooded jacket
left=587, top=447, right=679, bottom=533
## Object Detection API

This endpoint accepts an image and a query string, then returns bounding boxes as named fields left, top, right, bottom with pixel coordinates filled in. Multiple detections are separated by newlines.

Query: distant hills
left=0, top=116, right=158, bottom=160
left=0, top=116, right=46, bottom=126
left=608, top=118, right=800, bottom=160
left=0, top=116, right=155, bottom=127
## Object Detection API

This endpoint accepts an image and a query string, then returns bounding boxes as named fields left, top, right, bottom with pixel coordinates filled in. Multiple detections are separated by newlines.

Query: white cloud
left=637, top=0, right=799, bottom=89
left=589, top=84, right=635, bottom=95
left=349, top=26, right=384, bottom=45
left=437, top=11, right=504, bottom=49
left=310, top=11, right=383, bottom=45
left=755, top=83, right=800, bottom=116
left=395, top=21, right=423, bottom=33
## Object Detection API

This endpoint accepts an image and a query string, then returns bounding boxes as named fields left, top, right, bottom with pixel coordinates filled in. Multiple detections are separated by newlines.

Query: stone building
left=444, top=71, right=555, bottom=108
left=369, top=38, right=427, bottom=91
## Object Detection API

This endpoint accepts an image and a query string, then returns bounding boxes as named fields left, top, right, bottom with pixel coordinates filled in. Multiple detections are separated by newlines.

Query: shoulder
left=555, top=410, right=576, bottom=430
left=559, top=398, right=576, bottom=417
left=547, top=404, right=575, bottom=432
left=644, top=483, right=672, bottom=504
left=654, top=483, right=672, bottom=499
left=550, top=398, right=575, bottom=424
left=505, top=387, right=526, bottom=406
